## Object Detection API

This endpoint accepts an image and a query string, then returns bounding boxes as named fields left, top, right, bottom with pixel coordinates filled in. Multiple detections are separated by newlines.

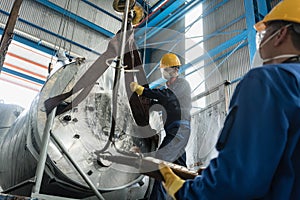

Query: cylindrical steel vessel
left=0, top=61, right=155, bottom=199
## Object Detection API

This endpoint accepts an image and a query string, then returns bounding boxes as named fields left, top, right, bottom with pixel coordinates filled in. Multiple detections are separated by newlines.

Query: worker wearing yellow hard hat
left=130, top=53, right=192, bottom=200
left=130, top=53, right=182, bottom=95
left=254, top=0, right=300, bottom=65
left=254, top=0, right=300, bottom=32
left=155, top=1, right=300, bottom=199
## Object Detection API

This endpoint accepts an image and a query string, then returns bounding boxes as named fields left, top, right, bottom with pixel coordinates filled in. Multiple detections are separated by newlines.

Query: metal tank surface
left=0, top=60, right=156, bottom=199
left=0, top=102, right=24, bottom=140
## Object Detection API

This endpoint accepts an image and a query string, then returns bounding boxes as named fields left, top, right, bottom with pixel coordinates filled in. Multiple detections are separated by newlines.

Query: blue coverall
left=176, top=62, right=300, bottom=199
left=142, top=77, right=192, bottom=200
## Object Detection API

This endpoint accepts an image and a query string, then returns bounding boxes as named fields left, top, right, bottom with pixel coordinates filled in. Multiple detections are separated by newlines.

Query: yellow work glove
left=130, top=82, right=144, bottom=95
left=159, top=163, right=185, bottom=199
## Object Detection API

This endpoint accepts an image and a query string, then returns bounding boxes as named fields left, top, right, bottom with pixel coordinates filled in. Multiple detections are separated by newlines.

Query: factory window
left=0, top=40, right=51, bottom=109
left=184, top=3, right=205, bottom=112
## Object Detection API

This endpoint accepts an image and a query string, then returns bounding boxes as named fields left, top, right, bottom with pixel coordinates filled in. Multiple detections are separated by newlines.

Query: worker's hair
left=266, top=20, right=300, bottom=51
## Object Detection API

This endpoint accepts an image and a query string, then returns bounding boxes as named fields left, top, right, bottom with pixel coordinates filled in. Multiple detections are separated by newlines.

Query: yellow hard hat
left=160, top=53, right=181, bottom=68
left=254, top=0, right=300, bottom=31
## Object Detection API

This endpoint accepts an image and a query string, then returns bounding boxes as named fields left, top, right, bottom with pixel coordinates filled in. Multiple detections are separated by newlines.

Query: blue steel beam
left=136, top=0, right=151, bottom=13
left=145, top=1, right=241, bottom=78
left=145, top=19, right=244, bottom=78
left=185, top=16, right=244, bottom=54
left=136, top=0, right=174, bottom=29
left=2, top=67, right=45, bottom=85
left=136, top=0, right=203, bottom=46
left=135, top=0, right=186, bottom=38
left=0, top=27, right=53, bottom=55
left=256, top=0, right=268, bottom=20
left=145, top=0, right=187, bottom=28
left=201, top=0, right=230, bottom=18
left=35, top=0, right=114, bottom=38
left=81, top=0, right=122, bottom=21
left=244, top=0, right=257, bottom=63
left=167, top=1, right=243, bottom=54
left=150, top=30, right=248, bottom=88
left=137, top=0, right=227, bottom=45
left=149, top=0, right=168, bottom=12
left=181, top=30, right=248, bottom=71
left=185, top=42, right=248, bottom=78
left=0, top=9, right=101, bottom=56
left=142, top=0, right=228, bottom=45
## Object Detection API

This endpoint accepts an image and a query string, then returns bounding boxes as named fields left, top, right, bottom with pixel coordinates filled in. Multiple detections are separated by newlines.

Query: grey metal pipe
left=119, top=0, right=131, bottom=63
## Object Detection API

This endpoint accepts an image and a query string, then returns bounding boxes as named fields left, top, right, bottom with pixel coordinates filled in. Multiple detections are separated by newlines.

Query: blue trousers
left=149, top=122, right=190, bottom=200
left=149, top=153, right=187, bottom=200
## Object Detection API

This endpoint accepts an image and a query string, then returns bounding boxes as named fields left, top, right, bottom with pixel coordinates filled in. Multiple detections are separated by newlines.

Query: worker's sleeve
left=142, top=88, right=174, bottom=104
left=173, top=79, right=191, bottom=98
left=176, top=69, right=289, bottom=199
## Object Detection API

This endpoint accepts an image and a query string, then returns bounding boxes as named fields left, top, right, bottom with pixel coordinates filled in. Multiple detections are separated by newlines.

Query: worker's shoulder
left=176, top=77, right=190, bottom=85
left=243, top=64, right=300, bottom=101
left=246, top=63, right=300, bottom=81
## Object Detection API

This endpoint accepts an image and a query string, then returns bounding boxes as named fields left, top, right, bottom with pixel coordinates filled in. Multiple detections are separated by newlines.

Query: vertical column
left=243, top=0, right=257, bottom=64
left=0, top=0, right=23, bottom=72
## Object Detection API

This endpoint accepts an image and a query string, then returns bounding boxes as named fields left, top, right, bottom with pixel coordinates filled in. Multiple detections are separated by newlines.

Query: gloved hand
left=159, top=163, right=185, bottom=199
left=130, top=82, right=144, bottom=95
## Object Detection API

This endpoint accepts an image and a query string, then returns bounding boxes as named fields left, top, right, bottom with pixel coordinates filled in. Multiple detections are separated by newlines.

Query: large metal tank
left=0, top=60, right=156, bottom=199
left=0, top=102, right=24, bottom=140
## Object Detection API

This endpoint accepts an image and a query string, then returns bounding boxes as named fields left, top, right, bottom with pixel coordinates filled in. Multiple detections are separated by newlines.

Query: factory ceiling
left=0, top=0, right=201, bottom=93
left=0, top=0, right=279, bottom=107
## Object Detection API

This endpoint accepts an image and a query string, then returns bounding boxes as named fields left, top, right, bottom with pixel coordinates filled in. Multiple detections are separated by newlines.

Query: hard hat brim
left=254, top=20, right=266, bottom=32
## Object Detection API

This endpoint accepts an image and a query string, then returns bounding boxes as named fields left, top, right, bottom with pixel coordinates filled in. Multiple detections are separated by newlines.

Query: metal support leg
left=30, top=106, right=105, bottom=200
left=50, top=131, right=105, bottom=200
left=31, top=107, right=57, bottom=194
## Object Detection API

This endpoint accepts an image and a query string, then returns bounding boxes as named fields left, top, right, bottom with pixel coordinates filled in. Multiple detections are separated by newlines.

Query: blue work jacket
left=142, top=77, right=192, bottom=129
left=177, top=63, right=300, bottom=199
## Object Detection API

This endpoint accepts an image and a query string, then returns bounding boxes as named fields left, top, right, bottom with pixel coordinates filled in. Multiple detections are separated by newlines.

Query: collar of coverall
left=166, top=77, right=178, bottom=87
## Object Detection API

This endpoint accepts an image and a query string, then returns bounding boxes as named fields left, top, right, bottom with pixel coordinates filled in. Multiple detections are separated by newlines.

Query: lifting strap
left=44, top=26, right=150, bottom=126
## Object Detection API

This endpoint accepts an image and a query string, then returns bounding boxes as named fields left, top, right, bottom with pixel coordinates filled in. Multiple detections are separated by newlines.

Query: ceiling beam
left=136, top=0, right=202, bottom=46
left=135, top=0, right=186, bottom=39
left=0, top=8, right=102, bottom=56
left=35, top=0, right=114, bottom=38
left=81, top=0, right=122, bottom=21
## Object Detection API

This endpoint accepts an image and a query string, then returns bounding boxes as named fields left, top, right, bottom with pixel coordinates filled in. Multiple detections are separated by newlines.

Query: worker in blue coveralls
left=155, top=0, right=300, bottom=199
left=130, top=53, right=192, bottom=200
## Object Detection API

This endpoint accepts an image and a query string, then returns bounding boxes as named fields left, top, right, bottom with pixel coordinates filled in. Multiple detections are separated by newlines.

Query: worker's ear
left=274, top=26, right=289, bottom=46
